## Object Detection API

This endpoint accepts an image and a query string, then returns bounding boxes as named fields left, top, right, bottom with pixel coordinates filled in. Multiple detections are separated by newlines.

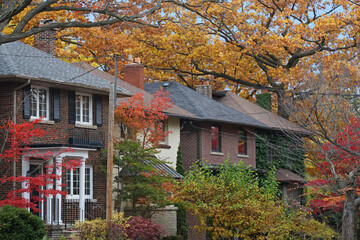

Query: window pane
left=38, top=89, right=47, bottom=118
left=211, top=126, right=220, bottom=152
left=238, top=129, right=247, bottom=154
left=65, top=169, right=71, bottom=195
left=82, top=96, right=90, bottom=123
left=76, top=95, right=81, bottom=122
left=85, top=168, right=90, bottom=195
left=73, top=168, right=79, bottom=195
left=30, top=88, right=38, bottom=117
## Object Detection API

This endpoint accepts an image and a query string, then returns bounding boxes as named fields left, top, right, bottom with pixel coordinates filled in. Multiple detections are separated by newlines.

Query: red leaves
left=309, top=118, right=360, bottom=212
left=114, top=89, right=173, bottom=147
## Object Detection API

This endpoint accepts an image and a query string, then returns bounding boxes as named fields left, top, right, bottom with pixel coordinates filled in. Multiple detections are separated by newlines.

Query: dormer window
left=30, top=86, right=49, bottom=120
left=76, top=93, right=92, bottom=125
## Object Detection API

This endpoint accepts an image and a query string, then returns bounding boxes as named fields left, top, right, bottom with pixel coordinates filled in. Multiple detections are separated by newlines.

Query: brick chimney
left=196, top=78, right=212, bottom=98
left=123, top=58, right=145, bottom=90
left=33, top=19, right=56, bottom=56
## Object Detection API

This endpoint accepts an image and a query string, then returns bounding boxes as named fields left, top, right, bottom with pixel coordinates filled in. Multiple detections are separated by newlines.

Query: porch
left=21, top=146, right=106, bottom=227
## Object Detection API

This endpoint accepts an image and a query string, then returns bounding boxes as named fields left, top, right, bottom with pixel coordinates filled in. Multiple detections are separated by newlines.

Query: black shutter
left=23, top=85, right=31, bottom=119
left=51, top=88, right=60, bottom=122
left=68, top=91, right=76, bottom=124
left=95, top=95, right=102, bottom=127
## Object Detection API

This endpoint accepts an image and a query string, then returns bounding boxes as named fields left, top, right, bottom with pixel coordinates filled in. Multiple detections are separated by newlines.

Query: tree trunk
left=342, top=191, right=359, bottom=240
left=276, top=91, right=290, bottom=120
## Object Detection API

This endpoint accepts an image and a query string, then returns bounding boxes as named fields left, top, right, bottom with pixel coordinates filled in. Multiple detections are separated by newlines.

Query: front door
left=28, top=163, right=43, bottom=217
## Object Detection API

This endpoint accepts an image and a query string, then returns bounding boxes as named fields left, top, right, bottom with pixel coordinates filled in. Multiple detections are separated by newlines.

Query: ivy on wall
left=255, top=92, right=305, bottom=176
left=256, top=132, right=305, bottom=177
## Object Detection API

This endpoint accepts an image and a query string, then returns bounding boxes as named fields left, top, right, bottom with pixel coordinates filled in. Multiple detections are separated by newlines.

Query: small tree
left=0, top=119, right=79, bottom=211
left=172, top=161, right=337, bottom=239
left=113, top=90, right=174, bottom=217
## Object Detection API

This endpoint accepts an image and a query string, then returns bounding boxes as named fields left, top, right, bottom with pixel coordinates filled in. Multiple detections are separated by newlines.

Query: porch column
left=79, top=158, right=86, bottom=222
left=46, top=158, right=54, bottom=224
left=21, top=159, right=30, bottom=205
left=54, top=156, right=63, bottom=224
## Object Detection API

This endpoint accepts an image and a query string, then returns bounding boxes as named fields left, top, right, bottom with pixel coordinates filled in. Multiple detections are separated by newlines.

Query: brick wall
left=180, top=123, right=199, bottom=171
left=200, top=122, right=256, bottom=167
left=180, top=121, right=256, bottom=171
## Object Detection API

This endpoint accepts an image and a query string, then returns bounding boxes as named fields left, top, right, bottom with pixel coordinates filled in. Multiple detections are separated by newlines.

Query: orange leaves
left=114, top=89, right=172, bottom=147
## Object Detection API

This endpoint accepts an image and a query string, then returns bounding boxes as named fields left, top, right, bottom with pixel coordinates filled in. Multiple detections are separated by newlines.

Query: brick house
left=145, top=81, right=307, bottom=240
left=0, top=31, right=130, bottom=230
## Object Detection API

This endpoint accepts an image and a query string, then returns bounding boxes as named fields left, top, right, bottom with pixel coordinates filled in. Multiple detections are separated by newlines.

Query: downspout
left=12, top=79, right=31, bottom=190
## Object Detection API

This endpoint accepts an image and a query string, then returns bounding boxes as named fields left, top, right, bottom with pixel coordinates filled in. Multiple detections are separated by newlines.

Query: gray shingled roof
left=119, top=163, right=183, bottom=179
left=145, top=81, right=269, bottom=128
left=0, top=40, right=129, bottom=94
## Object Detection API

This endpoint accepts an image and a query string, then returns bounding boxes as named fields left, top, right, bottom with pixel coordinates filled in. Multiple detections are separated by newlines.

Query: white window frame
left=65, top=165, right=93, bottom=199
left=30, top=86, right=49, bottom=120
left=75, top=92, right=93, bottom=125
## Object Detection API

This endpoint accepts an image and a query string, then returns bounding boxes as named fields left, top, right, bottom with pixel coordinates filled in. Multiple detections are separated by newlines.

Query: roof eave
left=0, top=74, right=132, bottom=97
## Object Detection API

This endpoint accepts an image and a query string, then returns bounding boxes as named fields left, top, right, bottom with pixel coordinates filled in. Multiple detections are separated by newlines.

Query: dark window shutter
left=95, top=95, right=102, bottom=127
left=51, top=88, right=60, bottom=122
left=23, top=85, right=31, bottom=119
left=68, top=91, right=76, bottom=124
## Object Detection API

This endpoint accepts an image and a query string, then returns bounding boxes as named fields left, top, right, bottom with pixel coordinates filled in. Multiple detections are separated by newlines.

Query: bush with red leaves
left=125, top=216, right=164, bottom=240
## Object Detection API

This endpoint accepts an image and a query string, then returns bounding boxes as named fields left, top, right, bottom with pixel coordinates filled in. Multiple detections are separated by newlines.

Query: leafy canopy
left=172, top=161, right=337, bottom=239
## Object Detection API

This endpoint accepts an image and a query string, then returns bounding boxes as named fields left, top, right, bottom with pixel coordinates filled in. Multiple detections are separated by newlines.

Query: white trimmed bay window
left=30, top=86, right=49, bottom=120
left=76, top=93, right=93, bottom=125
left=65, top=166, right=93, bottom=199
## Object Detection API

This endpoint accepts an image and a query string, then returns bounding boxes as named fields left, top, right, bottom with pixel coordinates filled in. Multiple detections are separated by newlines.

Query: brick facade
left=180, top=121, right=256, bottom=171
left=0, top=80, right=109, bottom=221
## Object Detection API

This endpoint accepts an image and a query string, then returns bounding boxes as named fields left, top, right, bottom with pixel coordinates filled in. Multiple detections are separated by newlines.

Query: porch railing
left=46, top=199, right=106, bottom=229
left=68, top=129, right=105, bottom=148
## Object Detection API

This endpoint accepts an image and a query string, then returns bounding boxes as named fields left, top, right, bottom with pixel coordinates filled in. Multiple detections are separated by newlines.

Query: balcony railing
left=69, top=129, right=104, bottom=148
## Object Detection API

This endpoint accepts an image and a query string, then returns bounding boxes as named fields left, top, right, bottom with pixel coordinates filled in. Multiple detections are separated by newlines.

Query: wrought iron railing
left=68, top=129, right=104, bottom=148
left=62, top=199, right=106, bottom=228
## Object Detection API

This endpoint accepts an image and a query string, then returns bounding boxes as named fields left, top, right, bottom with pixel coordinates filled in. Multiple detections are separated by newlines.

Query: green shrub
left=75, top=212, right=128, bottom=240
left=0, top=205, right=46, bottom=240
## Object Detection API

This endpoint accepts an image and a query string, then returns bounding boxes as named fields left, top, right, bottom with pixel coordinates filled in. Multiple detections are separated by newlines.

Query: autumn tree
left=282, top=62, right=360, bottom=239
left=59, top=0, right=360, bottom=118
left=172, top=161, right=337, bottom=239
left=0, top=119, right=79, bottom=211
left=113, top=90, right=174, bottom=217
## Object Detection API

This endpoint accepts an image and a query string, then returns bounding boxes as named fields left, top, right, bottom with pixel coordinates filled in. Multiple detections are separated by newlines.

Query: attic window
left=211, top=125, right=221, bottom=152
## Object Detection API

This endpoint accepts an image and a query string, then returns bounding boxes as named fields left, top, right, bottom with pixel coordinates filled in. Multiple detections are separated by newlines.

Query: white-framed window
left=30, top=86, right=49, bottom=120
left=65, top=165, right=93, bottom=199
left=76, top=93, right=93, bottom=125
